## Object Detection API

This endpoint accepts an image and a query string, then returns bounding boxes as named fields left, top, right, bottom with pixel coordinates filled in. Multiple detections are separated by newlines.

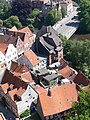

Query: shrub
left=20, top=109, right=30, bottom=118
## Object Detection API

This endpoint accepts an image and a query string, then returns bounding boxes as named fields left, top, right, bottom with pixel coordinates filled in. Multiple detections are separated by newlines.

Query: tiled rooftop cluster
left=0, top=25, right=90, bottom=120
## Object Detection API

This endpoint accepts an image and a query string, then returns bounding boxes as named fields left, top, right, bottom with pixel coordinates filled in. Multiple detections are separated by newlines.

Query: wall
left=67, top=2, right=73, bottom=15
left=58, top=49, right=63, bottom=62
left=5, top=44, right=18, bottom=70
left=0, top=52, right=6, bottom=70
left=17, top=55, right=33, bottom=69
left=16, top=37, right=24, bottom=56
left=16, top=84, right=38, bottom=115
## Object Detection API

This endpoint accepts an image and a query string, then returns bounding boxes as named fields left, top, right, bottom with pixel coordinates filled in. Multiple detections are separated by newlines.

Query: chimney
left=47, top=86, right=51, bottom=96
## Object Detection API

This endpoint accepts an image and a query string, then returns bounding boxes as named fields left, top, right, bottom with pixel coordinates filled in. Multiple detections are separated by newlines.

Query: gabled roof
left=16, top=87, right=25, bottom=97
left=37, top=83, right=78, bottom=116
left=37, top=26, right=62, bottom=48
left=60, top=58, right=69, bottom=68
left=36, top=26, right=58, bottom=38
left=35, top=86, right=46, bottom=94
left=10, top=61, right=29, bottom=77
left=58, top=65, right=78, bottom=81
left=40, top=36, right=54, bottom=51
left=0, top=34, right=18, bottom=46
left=2, top=69, right=28, bottom=90
left=24, top=50, right=40, bottom=66
left=0, top=43, right=8, bottom=54
left=74, top=72, right=90, bottom=86
left=0, top=83, right=8, bottom=93
left=21, top=72, right=34, bottom=83
left=9, top=26, right=18, bottom=32
left=8, top=88, right=17, bottom=101
left=18, top=26, right=33, bottom=36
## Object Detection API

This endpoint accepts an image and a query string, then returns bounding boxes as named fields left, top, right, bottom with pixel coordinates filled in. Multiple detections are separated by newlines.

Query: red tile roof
left=74, top=72, right=90, bottom=86
left=10, top=61, right=29, bottom=77
left=37, top=83, right=78, bottom=116
left=21, top=72, right=34, bottom=83
left=60, top=58, right=69, bottom=68
left=16, top=87, right=25, bottom=97
left=35, top=86, right=46, bottom=94
left=24, top=50, right=40, bottom=66
left=18, top=26, right=33, bottom=36
left=2, top=69, right=28, bottom=90
left=0, top=43, right=8, bottom=54
left=8, top=88, right=17, bottom=101
left=58, top=65, right=77, bottom=81
left=0, top=83, right=8, bottom=93
left=9, top=26, right=18, bottom=32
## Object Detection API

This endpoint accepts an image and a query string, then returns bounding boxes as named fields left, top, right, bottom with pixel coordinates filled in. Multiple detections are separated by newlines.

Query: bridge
left=53, top=7, right=80, bottom=40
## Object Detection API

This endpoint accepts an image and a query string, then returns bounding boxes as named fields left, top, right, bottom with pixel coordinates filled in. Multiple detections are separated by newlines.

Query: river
left=70, top=33, right=90, bottom=41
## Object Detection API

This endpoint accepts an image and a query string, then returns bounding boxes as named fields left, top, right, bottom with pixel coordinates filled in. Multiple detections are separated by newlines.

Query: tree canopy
left=61, top=7, right=66, bottom=18
left=45, top=9, right=60, bottom=26
left=79, top=0, right=90, bottom=33
left=10, top=0, right=32, bottom=23
left=0, top=0, right=11, bottom=20
left=60, top=35, right=90, bottom=78
left=67, top=88, right=90, bottom=120
left=4, top=16, right=22, bottom=28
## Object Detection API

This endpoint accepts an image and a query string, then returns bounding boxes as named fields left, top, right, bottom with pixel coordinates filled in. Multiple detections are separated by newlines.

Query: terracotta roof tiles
left=24, top=50, right=40, bottom=66
left=37, top=83, right=78, bottom=116
left=21, top=72, right=34, bottom=83
left=9, top=26, right=18, bottom=32
left=74, top=72, right=90, bottom=86
left=0, top=43, right=8, bottom=54
left=58, top=65, right=78, bottom=81
left=0, top=83, right=8, bottom=93
left=18, top=26, right=33, bottom=36
left=10, top=61, right=29, bottom=77
left=16, top=87, right=25, bottom=97
left=8, top=88, right=17, bottom=101
left=35, top=87, right=46, bottom=94
left=2, top=69, right=28, bottom=90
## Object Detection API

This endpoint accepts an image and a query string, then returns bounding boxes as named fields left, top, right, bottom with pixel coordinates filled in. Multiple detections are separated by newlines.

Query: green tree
left=20, top=109, right=30, bottom=118
left=67, top=88, right=90, bottom=120
left=4, top=16, right=22, bottom=28
left=61, top=7, right=66, bottom=18
left=28, top=24, right=35, bottom=32
left=0, top=0, right=11, bottom=20
left=79, top=0, right=90, bottom=33
left=45, top=9, right=60, bottom=26
left=32, top=8, right=40, bottom=18
left=65, top=40, right=90, bottom=77
left=10, top=0, right=32, bottom=24
left=60, top=35, right=90, bottom=78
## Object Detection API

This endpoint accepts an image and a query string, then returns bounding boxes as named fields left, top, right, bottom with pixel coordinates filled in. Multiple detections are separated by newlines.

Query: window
left=8, top=61, right=10, bottom=64
left=50, top=115, right=53, bottom=119
left=1, top=65, right=3, bottom=68
left=46, top=116, right=49, bottom=120
left=33, top=97, right=35, bottom=99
